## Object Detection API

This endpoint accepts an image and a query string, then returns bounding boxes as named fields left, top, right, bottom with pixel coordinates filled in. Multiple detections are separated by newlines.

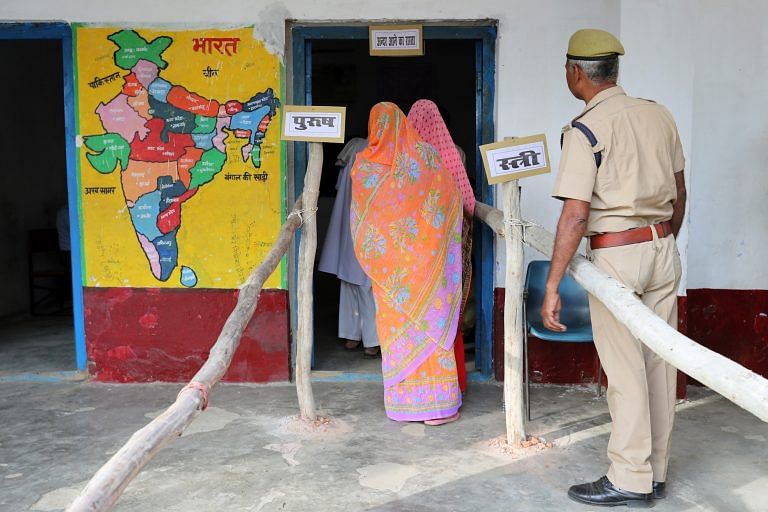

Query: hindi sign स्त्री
left=281, top=106, right=346, bottom=143
left=480, top=134, right=551, bottom=185
left=369, top=24, right=423, bottom=56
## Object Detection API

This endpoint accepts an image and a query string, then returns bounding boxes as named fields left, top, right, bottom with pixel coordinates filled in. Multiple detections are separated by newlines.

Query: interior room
left=0, top=38, right=75, bottom=375
left=309, top=37, right=478, bottom=374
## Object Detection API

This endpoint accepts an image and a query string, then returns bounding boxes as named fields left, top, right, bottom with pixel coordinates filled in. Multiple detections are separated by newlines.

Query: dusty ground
left=1, top=380, right=766, bottom=511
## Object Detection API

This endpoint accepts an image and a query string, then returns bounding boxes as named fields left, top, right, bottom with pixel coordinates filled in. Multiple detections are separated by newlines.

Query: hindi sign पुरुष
left=281, top=106, right=346, bottom=143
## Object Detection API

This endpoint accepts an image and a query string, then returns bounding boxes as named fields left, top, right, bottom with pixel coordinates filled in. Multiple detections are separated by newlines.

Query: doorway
left=0, top=23, right=85, bottom=376
left=291, top=23, right=497, bottom=377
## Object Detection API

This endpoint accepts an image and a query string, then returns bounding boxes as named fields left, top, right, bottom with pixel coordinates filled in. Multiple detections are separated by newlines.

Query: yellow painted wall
left=75, top=25, right=285, bottom=289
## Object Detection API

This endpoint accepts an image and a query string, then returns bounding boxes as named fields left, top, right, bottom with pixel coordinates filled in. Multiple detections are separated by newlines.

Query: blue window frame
left=290, top=23, right=497, bottom=377
left=0, top=23, right=86, bottom=371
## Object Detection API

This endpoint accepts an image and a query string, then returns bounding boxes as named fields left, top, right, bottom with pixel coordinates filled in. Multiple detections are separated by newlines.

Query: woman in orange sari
left=350, top=102, right=463, bottom=424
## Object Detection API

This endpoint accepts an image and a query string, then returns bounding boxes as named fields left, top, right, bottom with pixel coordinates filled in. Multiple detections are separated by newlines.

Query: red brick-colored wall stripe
left=686, top=289, right=768, bottom=382
left=84, top=288, right=290, bottom=383
left=676, top=296, right=689, bottom=397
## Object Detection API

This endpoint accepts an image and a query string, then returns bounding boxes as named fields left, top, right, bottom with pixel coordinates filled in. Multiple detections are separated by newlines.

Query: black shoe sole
left=568, top=492, right=655, bottom=508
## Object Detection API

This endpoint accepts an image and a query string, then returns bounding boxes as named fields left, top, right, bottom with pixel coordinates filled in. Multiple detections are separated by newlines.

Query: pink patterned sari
left=408, top=100, right=477, bottom=393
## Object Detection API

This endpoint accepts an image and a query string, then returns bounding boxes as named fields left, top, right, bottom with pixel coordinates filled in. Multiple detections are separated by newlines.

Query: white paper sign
left=480, top=134, right=551, bottom=184
left=282, top=106, right=346, bottom=143
left=369, top=25, right=423, bottom=56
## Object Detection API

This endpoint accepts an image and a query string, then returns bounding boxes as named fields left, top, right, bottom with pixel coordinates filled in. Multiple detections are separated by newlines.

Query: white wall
left=2, top=0, right=764, bottom=291
left=619, top=0, right=695, bottom=295
left=686, top=0, right=768, bottom=290
left=621, top=0, right=767, bottom=291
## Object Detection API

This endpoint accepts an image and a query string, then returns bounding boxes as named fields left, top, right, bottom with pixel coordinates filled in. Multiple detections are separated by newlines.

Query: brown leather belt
left=589, top=222, right=672, bottom=250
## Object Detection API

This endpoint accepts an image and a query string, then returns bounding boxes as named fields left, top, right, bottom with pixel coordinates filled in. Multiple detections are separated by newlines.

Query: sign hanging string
left=289, top=207, right=319, bottom=226
left=503, top=218, right=535, bottom=243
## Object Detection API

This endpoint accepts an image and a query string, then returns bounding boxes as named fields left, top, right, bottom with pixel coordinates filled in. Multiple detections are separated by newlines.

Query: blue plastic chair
left=524, top=260, right=602, bottom=420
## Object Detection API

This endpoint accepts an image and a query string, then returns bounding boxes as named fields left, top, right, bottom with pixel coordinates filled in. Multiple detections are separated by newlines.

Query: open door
left=0, top=23, right=85, bottom=377
left=290, top=23, right=496, bottom=379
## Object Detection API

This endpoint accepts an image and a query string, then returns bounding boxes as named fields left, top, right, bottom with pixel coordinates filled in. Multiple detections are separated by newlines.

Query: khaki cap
left=567, top=29, right=625, bottom=60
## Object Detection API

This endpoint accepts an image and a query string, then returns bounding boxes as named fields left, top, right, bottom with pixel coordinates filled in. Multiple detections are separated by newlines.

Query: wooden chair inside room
left=27, top=228, right=70, bottom=315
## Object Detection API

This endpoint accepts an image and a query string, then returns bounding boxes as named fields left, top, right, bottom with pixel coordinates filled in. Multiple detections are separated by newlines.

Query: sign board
left=282, top=106, right=346, bottom=143
left=369, top=24, right=424, bottom=56
left=480, top=134, right=550, bottom=184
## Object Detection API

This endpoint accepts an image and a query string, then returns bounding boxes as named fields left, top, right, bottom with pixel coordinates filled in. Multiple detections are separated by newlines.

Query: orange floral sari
left=350, top=102, right=463, bottom=421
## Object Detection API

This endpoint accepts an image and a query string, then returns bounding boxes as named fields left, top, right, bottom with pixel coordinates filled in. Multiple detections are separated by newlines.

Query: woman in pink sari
left=350, top=102, right=463, bottom=424
left=408, top=99, right=476, bottom=394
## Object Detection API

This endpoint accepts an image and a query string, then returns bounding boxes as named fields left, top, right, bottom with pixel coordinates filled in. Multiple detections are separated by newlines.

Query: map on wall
left=75, top=26, right=285, bottom=289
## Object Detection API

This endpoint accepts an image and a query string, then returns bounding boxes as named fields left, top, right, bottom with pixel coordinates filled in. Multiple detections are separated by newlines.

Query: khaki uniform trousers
left=587, top=231, right=682, bottom=494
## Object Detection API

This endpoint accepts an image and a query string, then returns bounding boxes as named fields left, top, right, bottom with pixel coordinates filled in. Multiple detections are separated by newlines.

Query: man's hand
left=541, top=198, right=590, bottom=332
left=541, top=289, right=566, bottom=331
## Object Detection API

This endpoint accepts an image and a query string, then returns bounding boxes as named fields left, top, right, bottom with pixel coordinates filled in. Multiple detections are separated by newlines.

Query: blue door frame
left=0, top=23, right=87, bottom=372
left=290, top=24, right=497, bottom=377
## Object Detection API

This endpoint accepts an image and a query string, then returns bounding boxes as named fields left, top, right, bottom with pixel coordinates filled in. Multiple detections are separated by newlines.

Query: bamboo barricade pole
left=295, top=142, right=323, bottom=420
left=502, top=182, right=526, bottom=445
left=474, top=201, right=768, bottom=423
left=65, top=196, right=305, bottom=512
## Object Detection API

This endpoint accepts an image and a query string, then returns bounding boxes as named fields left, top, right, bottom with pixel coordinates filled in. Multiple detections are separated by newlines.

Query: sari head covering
left=350, top=102, right=463, bottom=421
left=407, top=100, right=476, bottom=216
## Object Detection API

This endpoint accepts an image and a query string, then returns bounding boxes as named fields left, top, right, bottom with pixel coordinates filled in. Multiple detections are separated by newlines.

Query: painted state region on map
left=82, top=30, right=280, bottom=287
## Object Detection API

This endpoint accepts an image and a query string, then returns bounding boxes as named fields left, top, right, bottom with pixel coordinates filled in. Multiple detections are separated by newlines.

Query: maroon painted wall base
left=84, top=288, right=290, bottom=383
left=676, top=296, right=689, bottom=398
left=81, top=285, right=765, bottom=387
left=686, top=289, right=768, bottom=382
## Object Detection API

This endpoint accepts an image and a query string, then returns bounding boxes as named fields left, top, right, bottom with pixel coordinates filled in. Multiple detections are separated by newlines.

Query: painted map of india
left=83, top=29, right=280, bottom=287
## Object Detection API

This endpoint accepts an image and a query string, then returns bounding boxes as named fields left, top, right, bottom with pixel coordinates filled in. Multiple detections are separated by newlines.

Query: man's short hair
left=567, top=57, right=619, bottom=85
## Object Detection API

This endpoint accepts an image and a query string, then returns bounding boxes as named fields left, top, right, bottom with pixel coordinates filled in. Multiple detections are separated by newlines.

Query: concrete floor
left=0, top=316, right=76, bottom=375
left=1, top=380, right=766, bottom=512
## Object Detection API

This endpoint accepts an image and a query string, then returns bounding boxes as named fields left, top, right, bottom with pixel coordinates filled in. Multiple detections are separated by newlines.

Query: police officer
left=543, top=29, right=687, bottom=508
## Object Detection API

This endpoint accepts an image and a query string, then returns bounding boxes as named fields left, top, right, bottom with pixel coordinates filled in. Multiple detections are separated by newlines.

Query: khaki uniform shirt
left=552, top=86, right=685, bottom=236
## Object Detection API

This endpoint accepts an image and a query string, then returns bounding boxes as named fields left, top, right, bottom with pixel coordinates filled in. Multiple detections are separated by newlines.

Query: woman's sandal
left=363, top=346, right=381, bottom=357
left=424, top=412, right=461, bottom=426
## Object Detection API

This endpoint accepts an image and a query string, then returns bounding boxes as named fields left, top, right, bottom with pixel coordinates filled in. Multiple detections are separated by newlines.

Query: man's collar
left=583, top=85, right=625, bottom=112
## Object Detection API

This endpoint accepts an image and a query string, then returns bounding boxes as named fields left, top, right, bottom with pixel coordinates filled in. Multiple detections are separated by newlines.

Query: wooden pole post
left=295, top=142, right=323, bottom=420
left=502, top=181, right=526, bottom=445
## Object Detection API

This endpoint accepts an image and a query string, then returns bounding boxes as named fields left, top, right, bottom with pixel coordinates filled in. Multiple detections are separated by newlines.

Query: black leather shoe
left=568, top=476, right=654, bottom=508
left=652, top=481, right=666, bottom=499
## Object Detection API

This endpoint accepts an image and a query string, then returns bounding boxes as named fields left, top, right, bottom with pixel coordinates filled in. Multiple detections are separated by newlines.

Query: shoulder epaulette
left=560, top=121, right=602, bottom=168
